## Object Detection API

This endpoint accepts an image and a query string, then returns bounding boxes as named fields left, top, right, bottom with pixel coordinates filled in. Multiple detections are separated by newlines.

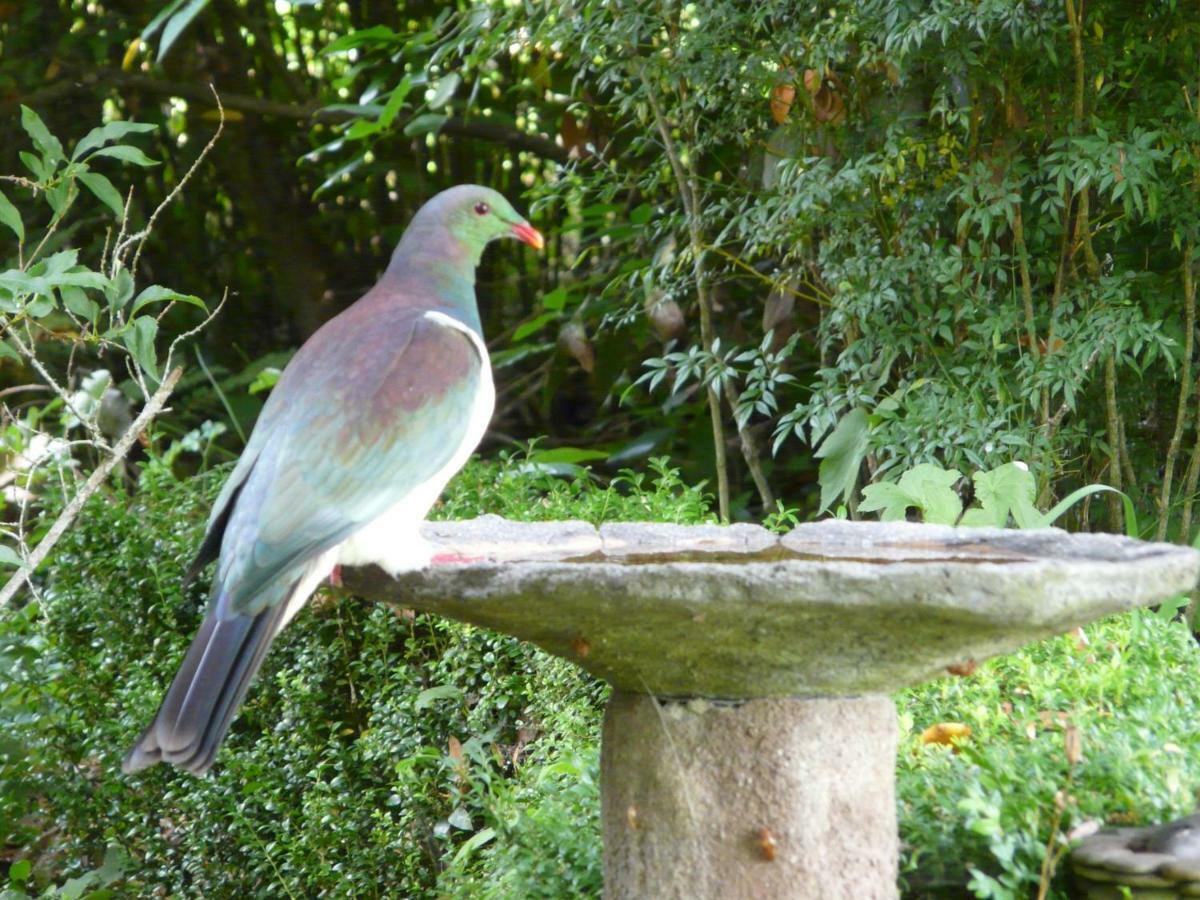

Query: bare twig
left=639, top=63, right=731, bottom=521
left=0, top=367, right=184, bottom=608
left=3, top=326, right=109, bottom=450
left=721, top=381, right=776, bottom=512
left=129, top=85, right=226, bottom=277
left=1103, top=354, right=1124, bottom=529
left=1012, top=202, right=1039, bottom=364
left=1157, top=240, right=1195, bottom=539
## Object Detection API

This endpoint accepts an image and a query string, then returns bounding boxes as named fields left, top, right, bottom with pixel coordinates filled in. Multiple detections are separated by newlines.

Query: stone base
left=600, top=691, right=899, bottom=900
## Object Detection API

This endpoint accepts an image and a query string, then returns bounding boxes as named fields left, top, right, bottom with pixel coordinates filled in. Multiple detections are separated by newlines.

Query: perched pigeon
left=123, top=185, right=544, bottom=775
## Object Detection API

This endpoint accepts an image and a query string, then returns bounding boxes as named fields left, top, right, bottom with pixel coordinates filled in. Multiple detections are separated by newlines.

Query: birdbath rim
left=343, top=516, right=1200, bottom=699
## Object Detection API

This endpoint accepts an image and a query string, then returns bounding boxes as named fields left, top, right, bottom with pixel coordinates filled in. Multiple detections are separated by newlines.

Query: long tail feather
left=123, top=587, right=296, bottom=776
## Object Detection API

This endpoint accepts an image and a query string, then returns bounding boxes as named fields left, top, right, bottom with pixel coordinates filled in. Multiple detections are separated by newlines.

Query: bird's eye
left=474, top=202, right=490, bottom=215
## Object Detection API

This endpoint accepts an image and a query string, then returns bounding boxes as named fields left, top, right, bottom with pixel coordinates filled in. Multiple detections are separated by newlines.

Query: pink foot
left=430, top=552, right=485, bottom=566
left=328, top=564, right=343, bottom=587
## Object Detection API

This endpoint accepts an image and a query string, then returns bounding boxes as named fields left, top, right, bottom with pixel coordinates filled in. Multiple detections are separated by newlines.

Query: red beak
left=511, top=221, right=545, bottom=251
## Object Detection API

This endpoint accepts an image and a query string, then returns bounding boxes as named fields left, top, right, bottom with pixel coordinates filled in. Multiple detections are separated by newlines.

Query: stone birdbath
left=344, top=517, right=1200, bottom=900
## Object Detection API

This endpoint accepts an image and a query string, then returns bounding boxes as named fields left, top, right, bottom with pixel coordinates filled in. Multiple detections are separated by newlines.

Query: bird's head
left=433, top=184, right=544, bottom=255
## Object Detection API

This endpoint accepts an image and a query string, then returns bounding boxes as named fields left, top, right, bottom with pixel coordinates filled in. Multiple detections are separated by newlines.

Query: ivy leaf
left=123, top=315, right=160, bottom=380
left=77, top=171, right=126, bottom=217
left=815, top=407, right=870, bottom=514
left=90, top=145, right=160, bottom=167
left=0, top=188, right=24, bottom=242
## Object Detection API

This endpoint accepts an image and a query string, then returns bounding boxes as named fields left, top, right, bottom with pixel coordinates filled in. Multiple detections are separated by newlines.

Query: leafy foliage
left=0, top=453, right=708, bottom=897
left=898, top=612, right=1200, bottom=898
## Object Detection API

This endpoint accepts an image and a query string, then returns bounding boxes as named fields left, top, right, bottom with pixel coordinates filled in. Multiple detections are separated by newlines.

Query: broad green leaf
left=248, top=366, right=281, bottom=394
left=26, top=293, right=55, bottom=316
left=73, top=121, right=157, bottom=160
left=58, top=871, right=98, bottom=900
left=45, top=179, right=72, bottom=215
left=8, top=858, right=31, bottom=881
left=90, top=145, right=160, bottom=167
left=513, top=311, right=558, bottom=341
left=77, top=171, right=126, bottom=217
left=630, top=203, right=655, bottom=225
left=60, top=285, right=100, bottom=322
left=345, top=118, right=382, bottom=140
left=379, top=75, right=414, bottom=128
left=38, top=248, right=79, bottom=277
left=123, top=315, right=160, bottom=380
left=542, top=286, right=569, bottom=311
left=451, top=827, right=496, bottom=867
left=528, top=446, right=609, bottom=465
left=158, top=0, right=212, bottom=61
left=313, top=156, right=363, bottom=197
left=20, top=105, right=63, bottom=162
left=403, top=113, right=448, bottom=137
left=0, top=268, right=52, bottom=298
left=414, top=684, right=463, bottom=710
left=900, top=464, right=963, bottom=524
left=105, top=268, right=135, bottom=310
left=18, top=150, right=44, bottom=180
left=57, top=269, right=109, bottom=290
left=859, top=464, right=963, bottom=525
left=815, top=407, right=870, bottom=514
left=0, top=189, right=23, bottom=242
left=96, top=844, right=129, bottom=883
left=858, top=481, right=914, bottom=521
left=427, top=73, right=461, bottom=110
left=321, top=25, right=397, bottom=56
left=0, top=544, right=21, bottom=568
left=0, top=189, right=22, bottom=243
left=130, top=284, right=207, bottom=316
left=140, top=0, right=187, bottom=39
left=971, top=462, right=1039, bottom=528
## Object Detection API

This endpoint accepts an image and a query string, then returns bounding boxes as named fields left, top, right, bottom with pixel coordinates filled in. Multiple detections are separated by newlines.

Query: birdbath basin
left=344, top=517, right=1200, bottom=900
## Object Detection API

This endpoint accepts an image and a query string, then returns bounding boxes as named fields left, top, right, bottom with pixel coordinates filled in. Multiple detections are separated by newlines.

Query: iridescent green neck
left=383, top=223, right=484, bottom=335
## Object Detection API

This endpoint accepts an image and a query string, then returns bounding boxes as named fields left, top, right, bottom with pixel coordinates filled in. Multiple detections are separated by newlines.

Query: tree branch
left=0, top=367, right=184, bottom=608
left=9, top=68, right=568, bottom=163
left=638, top=63, right=732, bottom=521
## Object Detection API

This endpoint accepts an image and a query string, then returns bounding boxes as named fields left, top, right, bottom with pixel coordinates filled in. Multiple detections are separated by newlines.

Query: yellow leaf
left=920, top=722, right=972, bottom=749
left=122, top=38, right=142, bottom=71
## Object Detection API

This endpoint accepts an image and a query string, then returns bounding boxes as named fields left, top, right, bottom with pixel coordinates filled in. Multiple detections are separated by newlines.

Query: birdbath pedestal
left=345, top=517, right=1200, bottom=900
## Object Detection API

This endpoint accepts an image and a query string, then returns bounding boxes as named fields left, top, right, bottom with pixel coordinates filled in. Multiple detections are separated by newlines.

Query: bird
left=123, top=185, right=544, bottom=776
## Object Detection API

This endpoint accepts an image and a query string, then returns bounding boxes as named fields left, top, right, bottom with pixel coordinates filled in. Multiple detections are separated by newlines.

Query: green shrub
left=897, top=611, right=1200, bottom=898
left=0, top=451, right=708, bottom=897
left=5, top=451, right=1200, bottom=898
